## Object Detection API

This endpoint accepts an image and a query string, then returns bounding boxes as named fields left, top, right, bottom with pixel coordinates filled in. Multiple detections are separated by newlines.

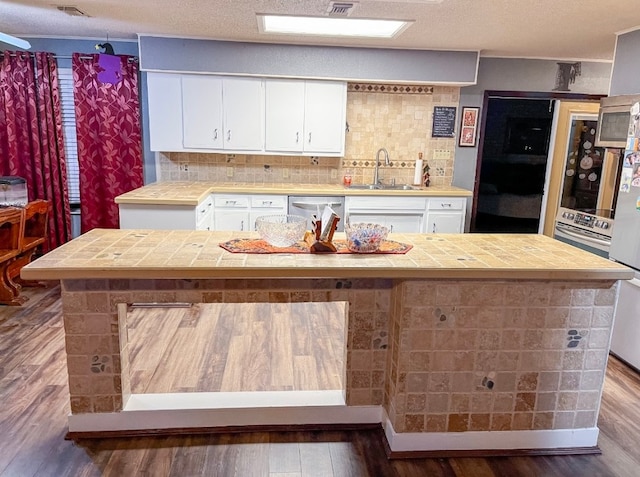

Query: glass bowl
left=255, top=214, right=307, bottom=247
left=345, top=222, right=389, bottom=253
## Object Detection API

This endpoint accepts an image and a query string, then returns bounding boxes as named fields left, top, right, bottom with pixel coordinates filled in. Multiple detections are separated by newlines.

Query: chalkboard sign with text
left=432, top=106, right=457, bottom=138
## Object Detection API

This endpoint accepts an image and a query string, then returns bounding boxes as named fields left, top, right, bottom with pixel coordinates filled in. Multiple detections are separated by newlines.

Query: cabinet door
left=303, top=81, right=347, bottom=155
left=264, top=80, right=306, bottom=152
left=222, top=77, right=264, bottom=151
left=387, top=214, right=423, bottom=233
left=195, top=196, right=214, bottom=231
left=214, top=210, right=250, bottom=231
left=182, top=75, right=224, bottom=149
left=425, top=212, right=463, bottom=233
left=147, top=73, right=184, bottom=151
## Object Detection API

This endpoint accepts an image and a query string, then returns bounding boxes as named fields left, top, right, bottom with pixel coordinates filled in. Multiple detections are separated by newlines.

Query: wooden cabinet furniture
left=212, top=194, right=287, bottom=231
left=0, top=208, right=23, bottom=305
left=264, top=79, right=347, bottom=156
left=0, top=200, right=50, bottom=305
left=424, top=197, right=467, bottom=233
left=182, top=75, right=264, bottom=152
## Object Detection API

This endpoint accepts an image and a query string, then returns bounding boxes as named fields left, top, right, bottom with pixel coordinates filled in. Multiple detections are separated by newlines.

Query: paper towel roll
left=413, top=159, right=423, bottom=185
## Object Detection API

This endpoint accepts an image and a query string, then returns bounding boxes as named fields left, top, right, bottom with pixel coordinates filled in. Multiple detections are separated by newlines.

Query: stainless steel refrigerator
left=608, top=104, right=640, bottom=371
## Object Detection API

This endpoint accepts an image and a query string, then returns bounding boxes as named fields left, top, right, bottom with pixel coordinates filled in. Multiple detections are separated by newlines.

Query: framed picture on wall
left=459, top=107, right=480, bottom=147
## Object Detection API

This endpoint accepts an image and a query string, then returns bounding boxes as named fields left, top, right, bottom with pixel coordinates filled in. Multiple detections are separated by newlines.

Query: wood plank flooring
left=126, top=301, right=346, bottom=393
left=2, top=284, right=640, bottom=476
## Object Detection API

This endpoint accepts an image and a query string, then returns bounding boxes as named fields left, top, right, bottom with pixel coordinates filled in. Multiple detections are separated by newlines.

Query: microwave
left=595, top=94, right=640, bottom=148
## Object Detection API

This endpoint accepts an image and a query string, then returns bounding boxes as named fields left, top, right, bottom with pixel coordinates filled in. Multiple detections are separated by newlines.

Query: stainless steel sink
left=346, top=184, right=419, bottom=191
left=381, top=184, right=420, bottom=190
left=347, top=184, right=381, bottom=190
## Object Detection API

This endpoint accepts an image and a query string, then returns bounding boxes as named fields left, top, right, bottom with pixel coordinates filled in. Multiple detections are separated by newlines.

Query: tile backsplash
left=157, top=84, right=459, bottom=186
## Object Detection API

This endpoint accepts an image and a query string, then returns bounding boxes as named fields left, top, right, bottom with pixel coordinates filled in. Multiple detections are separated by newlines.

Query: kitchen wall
left=455, top=58, right=612, bottom=229
left=609, top=28, right=640, bottom=96
left=158, top=83, right=459, bottom=187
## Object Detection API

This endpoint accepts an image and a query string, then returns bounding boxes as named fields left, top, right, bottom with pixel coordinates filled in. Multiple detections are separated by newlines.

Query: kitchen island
left=22, top=230, right=632, bottom=456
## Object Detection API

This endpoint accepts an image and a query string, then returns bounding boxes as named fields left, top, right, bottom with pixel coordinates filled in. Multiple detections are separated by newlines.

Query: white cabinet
left=146, top=72, right=184, bottom=152
left=265, top=79, right=346, bottom=156
left=213, top=194, right=287, bottom=231
left=195, top=195, right=214, bottom=231
left=182, top=75, right=264, bottom=152
left=424, top=197, right=467, bottom=233
left=249, top=195, right=288, bottom=231
left=119, top=204, right=199, bottom=230
left=345, top=196, right=427, bottom=233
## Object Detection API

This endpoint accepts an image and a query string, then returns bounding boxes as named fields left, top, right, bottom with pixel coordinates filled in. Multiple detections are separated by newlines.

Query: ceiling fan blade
left=0, top=32, right=31, bottom=50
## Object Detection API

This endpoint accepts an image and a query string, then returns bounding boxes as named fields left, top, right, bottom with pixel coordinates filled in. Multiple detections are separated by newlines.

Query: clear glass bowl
left=255, top=214, right=307, bottom=247
left=345, top=222, right=389, bottom=253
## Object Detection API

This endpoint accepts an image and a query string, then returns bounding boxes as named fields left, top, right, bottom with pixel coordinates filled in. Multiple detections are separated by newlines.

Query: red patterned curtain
left=72, top=53, right=143, bottom=232
left=0, top=51, right=72, bottom=251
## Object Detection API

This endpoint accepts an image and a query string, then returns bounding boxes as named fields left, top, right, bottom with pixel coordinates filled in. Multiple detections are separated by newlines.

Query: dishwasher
left=288, top=196, right=345, bottom=232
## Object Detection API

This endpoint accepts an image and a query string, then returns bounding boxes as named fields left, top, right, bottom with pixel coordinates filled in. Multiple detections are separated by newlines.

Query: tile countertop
left=114, top=182, right=473, bottom=206
left=22, top=229, right=633, bottom=281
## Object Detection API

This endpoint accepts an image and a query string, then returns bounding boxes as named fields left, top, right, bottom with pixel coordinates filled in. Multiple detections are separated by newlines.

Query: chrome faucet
left=374, top=148, right=390, bottom=185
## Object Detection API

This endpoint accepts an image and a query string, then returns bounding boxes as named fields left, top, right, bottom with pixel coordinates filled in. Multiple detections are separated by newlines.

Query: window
left=58, top=67, right=80, bottom=205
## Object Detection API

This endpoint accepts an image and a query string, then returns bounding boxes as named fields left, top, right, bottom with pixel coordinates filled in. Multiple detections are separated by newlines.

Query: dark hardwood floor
left=1, top=284, right=640, bottom=476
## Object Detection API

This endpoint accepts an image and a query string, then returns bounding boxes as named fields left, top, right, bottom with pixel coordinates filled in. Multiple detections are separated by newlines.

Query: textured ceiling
left=0, top=0, right=638, bottom=61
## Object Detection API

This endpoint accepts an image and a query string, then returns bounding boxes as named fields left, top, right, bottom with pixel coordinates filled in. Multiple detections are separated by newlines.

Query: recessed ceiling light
left=257, top=14, right=412, bottom=39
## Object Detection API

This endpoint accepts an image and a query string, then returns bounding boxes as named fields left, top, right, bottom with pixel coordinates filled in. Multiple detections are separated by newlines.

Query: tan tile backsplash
left=157, top=84, right=459, bottom=187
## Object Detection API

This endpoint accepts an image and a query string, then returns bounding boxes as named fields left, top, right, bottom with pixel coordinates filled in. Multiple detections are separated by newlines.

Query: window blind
left=58, top=68, right=80, bottom=205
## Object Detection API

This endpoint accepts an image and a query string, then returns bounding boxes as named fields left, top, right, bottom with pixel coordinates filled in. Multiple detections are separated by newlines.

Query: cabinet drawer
left=250, top=195, right=287, bottom=209
left=427, top=197, right=466, bottom=211
left=213, top=195, right=250, bottom=208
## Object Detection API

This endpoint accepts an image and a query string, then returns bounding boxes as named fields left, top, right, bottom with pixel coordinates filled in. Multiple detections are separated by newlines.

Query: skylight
left=258, top=14, right=411, bottom=39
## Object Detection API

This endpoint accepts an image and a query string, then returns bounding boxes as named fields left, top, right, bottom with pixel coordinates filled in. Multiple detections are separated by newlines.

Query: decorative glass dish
left=255, top=214, right=307, bottom=247
left=345, top=222, right=389, bottom=253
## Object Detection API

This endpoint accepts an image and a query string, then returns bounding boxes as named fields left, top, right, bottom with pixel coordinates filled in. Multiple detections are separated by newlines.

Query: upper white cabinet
left=181, top=75, right=264, bottom=152
left=147, top=73, right=346, bottom=156
left=146, top=72, right=184, bottom=152
left=265, top=79, right=347, bottom=156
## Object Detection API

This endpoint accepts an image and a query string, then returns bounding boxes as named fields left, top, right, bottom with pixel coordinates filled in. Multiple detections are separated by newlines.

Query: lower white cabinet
left=424, top=197, right=467, bottom=233
left=345, top=196, right=427, bottom=233
left=345, top=196, right=467, bottom=234
left=119, top=196, right=215, bottom=231
left=213, top=194, right=287, bottom=231
left=119, top=192, right=467, bottom=233
left=119, top=204, right=198, bottom=230
left=195, top=195, right=214, bottom=231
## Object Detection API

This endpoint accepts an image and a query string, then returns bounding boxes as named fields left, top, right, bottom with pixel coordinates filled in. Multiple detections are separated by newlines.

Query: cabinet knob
left=213, top=128, right=218, bottom=140
left=296, top=132, right=299, bottom=143
left=227, top=130, right=231, bottom=141
left=432, top=223, right=437, bottom=233
left=308, top=132, right=312, bottom=143
left=263, top=201, right=272, bottom=206
left=241, top=220, right=244, bottom=231
left=441, top=203, right=452, bottom=208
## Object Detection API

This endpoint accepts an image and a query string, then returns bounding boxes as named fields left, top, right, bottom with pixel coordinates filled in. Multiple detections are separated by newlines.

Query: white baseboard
left=382, top=413, right=599, bottom=452
left=68, top=390, right=381, bottom=433
left=67, top=393, right=599, bottom=453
